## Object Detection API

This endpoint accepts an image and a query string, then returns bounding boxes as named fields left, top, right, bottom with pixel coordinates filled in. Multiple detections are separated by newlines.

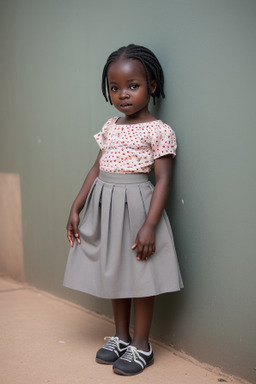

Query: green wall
left=1, top=0, right=256, bottom=382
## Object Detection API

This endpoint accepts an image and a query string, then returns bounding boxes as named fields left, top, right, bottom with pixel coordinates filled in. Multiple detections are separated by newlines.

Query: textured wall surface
left=0, top=1, right=255, bottom=382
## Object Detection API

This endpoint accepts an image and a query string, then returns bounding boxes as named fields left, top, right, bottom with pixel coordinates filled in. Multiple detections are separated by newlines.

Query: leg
left=132, top=296, right=155, bottom=351
left=112, top=296, right=155, bottom=375
left=112, top=298, right=131, bottom=342
left=96, top=299, right=131, bottom=364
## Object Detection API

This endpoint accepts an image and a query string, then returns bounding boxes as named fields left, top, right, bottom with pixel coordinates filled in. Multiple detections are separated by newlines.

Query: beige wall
left=0, top=173, right=24, bottom=281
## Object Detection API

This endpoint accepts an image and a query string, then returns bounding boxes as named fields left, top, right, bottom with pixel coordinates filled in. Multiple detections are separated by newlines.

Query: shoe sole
left=96, top=349, right=129, bottom=365
left=96, top=357, right=116, bottom=365
left=113, top=357, right=154, bottom=376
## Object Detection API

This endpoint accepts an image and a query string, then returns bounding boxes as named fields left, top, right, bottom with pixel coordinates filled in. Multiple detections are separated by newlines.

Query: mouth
left=120, top=103, right=132, bottom=107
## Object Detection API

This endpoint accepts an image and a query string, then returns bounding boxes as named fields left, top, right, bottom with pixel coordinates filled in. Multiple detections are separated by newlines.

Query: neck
left=117, top=111, right=157, bottom=125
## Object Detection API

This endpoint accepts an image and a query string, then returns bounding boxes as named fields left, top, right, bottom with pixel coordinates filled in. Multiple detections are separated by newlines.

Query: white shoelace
left=103, top=336, right=120, bottom=352
left=121, top=346, right=146, bottom=369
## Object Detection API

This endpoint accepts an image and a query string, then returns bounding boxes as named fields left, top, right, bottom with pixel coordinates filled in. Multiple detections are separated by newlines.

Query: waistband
left=98, top=170, right=149, bottom=184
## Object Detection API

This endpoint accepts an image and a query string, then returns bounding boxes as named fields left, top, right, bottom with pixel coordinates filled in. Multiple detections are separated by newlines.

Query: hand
left=66, top=209, right=81, bottom=247
left=132, top=223, right=156, bottom=261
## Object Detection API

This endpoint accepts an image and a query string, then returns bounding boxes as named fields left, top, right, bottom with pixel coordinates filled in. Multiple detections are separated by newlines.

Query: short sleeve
left=94, top=117, right=116, bottom=149
left=94, top=129, right=105, bottom=150
left=151, top=122, right=177, bottom=159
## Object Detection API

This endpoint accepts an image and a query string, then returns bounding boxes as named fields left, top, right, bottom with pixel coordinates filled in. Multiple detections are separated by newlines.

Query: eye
left=130, top=84, right=139, bottom=90
left=110, top=86, right=118, bottom=92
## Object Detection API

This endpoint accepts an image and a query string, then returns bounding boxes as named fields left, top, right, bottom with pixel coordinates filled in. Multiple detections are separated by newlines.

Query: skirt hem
left=63, top=281, right=183, bottom=299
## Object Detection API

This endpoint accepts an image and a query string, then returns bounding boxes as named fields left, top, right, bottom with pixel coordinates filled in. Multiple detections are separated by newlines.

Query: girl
left=63, top=44, right=183, bottom=376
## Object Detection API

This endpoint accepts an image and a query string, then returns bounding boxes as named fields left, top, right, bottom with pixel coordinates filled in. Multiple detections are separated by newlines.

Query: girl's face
left=107, top=58, right=156, bottom=121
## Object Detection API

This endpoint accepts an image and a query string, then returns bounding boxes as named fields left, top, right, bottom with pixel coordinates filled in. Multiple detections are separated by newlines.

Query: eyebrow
left=109, top=78, right=139, bottom=84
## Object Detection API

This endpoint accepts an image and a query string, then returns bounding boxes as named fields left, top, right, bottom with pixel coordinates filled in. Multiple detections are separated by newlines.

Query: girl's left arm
left=132, top=155, right=172, bottom=261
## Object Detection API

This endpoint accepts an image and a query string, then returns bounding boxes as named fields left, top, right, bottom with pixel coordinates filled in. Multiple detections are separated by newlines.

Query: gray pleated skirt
left=63, top=170, right=183, bottom=299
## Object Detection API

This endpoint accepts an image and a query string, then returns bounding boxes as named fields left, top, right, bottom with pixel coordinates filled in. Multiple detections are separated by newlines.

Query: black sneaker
left=96, top=336, right=130, bottom=365
left=113, top=344, right=154, bottom=375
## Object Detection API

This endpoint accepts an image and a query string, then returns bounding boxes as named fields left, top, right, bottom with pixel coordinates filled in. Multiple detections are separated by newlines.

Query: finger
left=132, top=236, right=138, bottom=250
left=74, top=232, right=80, bottom=244
left=136, top=244, right=143, bottom=260
left=67, top=230, right=74, bottom=247
left=146, top=245, right=153, bottom=260
left=141, top=245, right=149, bottom=261
left=68, top=237, right=74, bottom=247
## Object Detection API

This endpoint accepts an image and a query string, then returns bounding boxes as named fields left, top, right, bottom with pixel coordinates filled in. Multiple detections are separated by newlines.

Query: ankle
left=131, top=340, right=150, bottom=352
left=115, top=334, right=131, bottom=343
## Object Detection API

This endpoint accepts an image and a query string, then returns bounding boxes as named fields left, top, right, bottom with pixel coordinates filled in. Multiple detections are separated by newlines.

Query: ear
left=150, top=80, right=157, bottom=95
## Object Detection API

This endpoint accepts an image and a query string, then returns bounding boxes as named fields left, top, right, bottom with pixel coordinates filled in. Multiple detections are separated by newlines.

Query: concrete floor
left=0, top=277, right=251, bottom=384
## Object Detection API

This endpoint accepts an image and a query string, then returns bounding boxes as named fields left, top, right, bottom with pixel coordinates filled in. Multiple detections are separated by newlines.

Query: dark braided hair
left=102, top=44, right=165, bottom=105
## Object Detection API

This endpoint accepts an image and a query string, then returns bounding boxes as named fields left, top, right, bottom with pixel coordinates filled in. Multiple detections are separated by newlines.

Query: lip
left=119, top=103, right=132, bottom=109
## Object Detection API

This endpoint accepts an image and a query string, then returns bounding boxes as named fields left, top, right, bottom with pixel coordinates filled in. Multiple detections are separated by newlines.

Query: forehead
left=107, top=58, right=146, bottom=80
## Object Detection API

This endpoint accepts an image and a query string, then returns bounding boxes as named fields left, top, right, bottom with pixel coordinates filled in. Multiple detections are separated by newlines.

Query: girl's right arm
left=66, top=150, right=102, bottom=247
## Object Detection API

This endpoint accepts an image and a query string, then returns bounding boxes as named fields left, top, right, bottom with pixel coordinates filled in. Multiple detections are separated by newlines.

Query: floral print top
left=94, top=117, right=177, bottom=173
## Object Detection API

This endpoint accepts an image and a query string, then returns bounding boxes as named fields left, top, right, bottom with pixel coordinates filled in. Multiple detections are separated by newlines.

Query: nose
left=119, top=89, right=130, bottom=99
